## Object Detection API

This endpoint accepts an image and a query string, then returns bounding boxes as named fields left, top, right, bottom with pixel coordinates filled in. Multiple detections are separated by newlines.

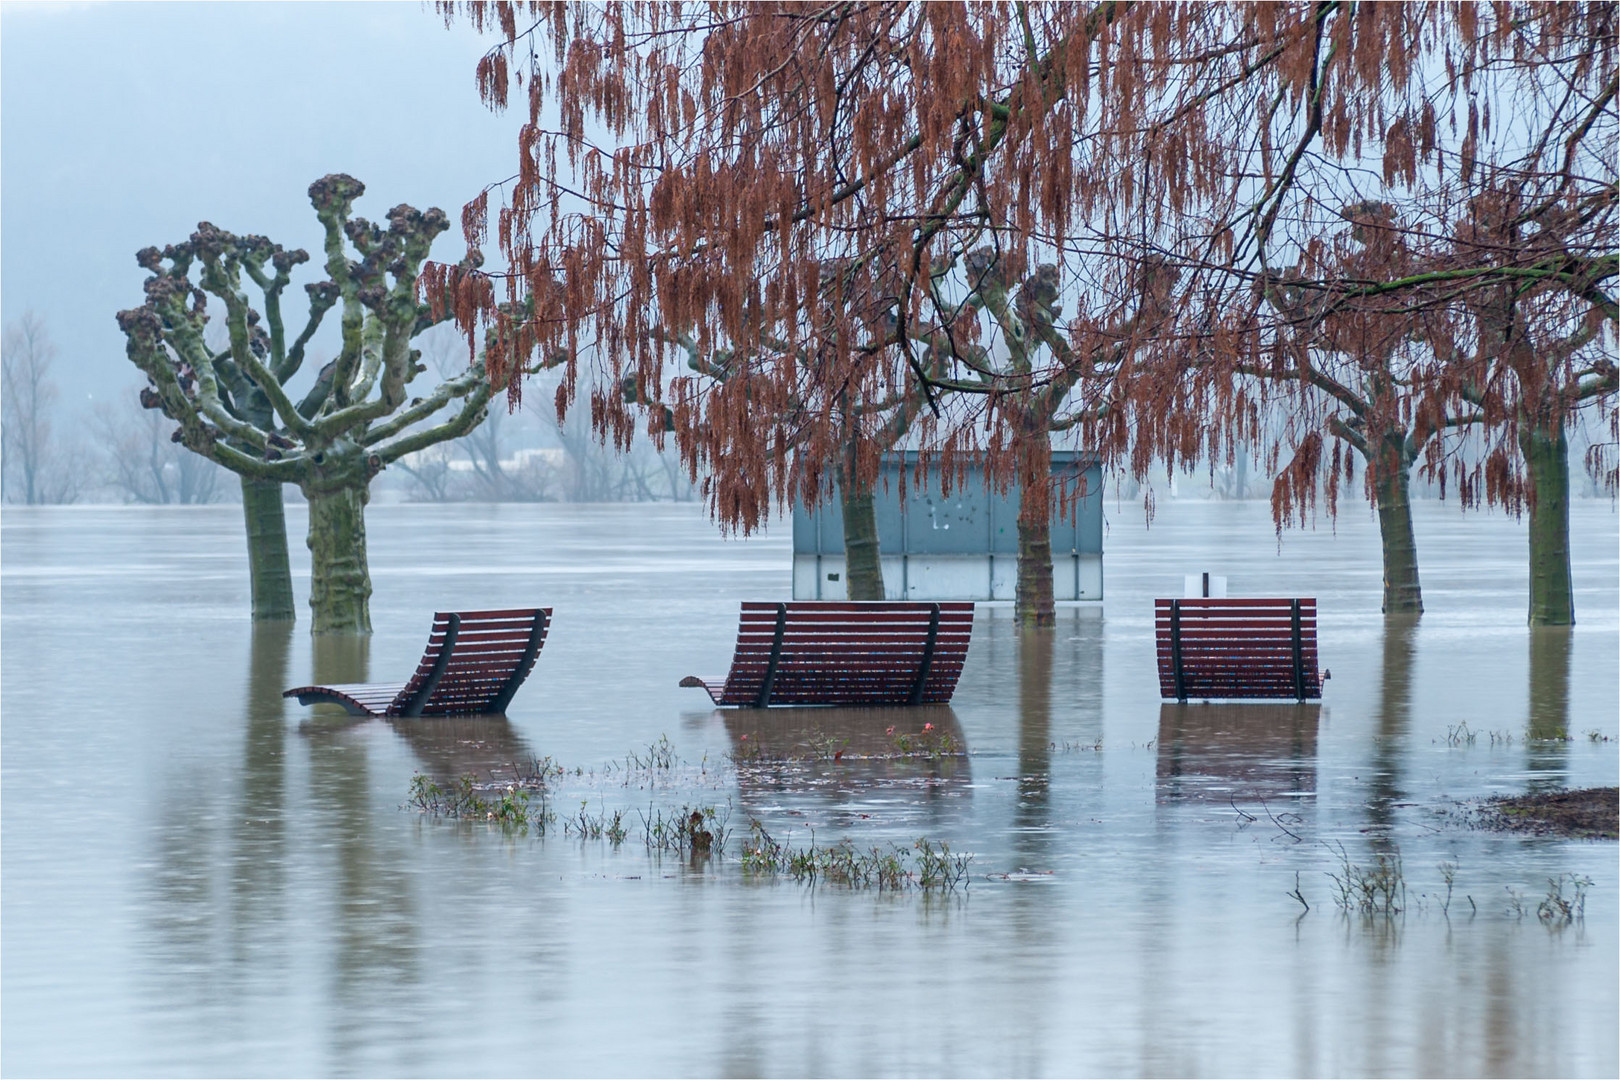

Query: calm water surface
left=3, top=498, right=1617, bottom=1077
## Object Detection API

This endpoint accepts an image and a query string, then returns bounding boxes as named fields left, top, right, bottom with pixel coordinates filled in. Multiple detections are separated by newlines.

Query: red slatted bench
left=681, top=601, right=975, bottom=707
left=284, top=608, right=551, bottom=717
left=1155, top=598, right=1324, bottom=702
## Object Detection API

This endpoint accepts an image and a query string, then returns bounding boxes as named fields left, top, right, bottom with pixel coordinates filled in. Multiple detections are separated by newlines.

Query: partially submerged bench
left=284, top=608, right=551, bottom=717
left=682, top=601, right=974, bottom=707
left=1155, top=598, right=1323, bottom=702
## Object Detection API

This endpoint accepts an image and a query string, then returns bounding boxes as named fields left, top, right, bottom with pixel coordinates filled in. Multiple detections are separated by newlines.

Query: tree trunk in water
left=305, top=482, right=373, bottom=634
left=1521, top=422, right=1575, bottom=626
left=1015, top=434, right=1055, bottom=627
left=1373, top=460, right=1423, bottom=615
left=840, top=481, right=886, bottom=600
left=241, top=477, right=296, bottom=621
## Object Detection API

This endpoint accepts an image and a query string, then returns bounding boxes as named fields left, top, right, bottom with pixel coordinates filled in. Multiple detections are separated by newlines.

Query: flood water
left=3, top=497, right=1616, bottom=1077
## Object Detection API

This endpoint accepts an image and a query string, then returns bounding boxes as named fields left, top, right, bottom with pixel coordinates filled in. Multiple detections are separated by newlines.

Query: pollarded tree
left=118, top=174, right=495, bottom=633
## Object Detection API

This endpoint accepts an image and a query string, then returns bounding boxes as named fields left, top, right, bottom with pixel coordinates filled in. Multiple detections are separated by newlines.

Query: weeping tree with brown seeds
left=1257, top=203, right=1489, bottom=617
left=1225, top=7, right=1617, bottom=625
left=639, top=251, right=1005, bottom=603
left=646, top=242, right=1165, bottom=622
left=118, top=174, right=496, bottom=633
left=1111, top=1, right=1615, bottom=622
left=435, top=2, right=1605, bottom=620
left=429, top=1, right=1221, bottom=625
left=1442, top=186, right=1617, bottom=626
left=651, top=325, right=932, bottom=602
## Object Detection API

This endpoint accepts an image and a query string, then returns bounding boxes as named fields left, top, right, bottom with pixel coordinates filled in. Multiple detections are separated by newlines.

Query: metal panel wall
left=792, top=451, right=1104, bottom=601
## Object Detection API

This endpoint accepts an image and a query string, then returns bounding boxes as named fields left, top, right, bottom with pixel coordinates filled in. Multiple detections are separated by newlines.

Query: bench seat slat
left=1156, top=597, right=1322, bottom=702
left=284, top=608, right=551, bottom=717
left=686, top=601, right=974, bottom=707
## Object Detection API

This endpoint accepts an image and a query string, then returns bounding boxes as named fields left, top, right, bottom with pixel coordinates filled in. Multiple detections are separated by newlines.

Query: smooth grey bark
left=1014, top=432, right=1056, bottom=627
left=1373, top=449, right=1423, bottom=616
left=839, top=481, right=886, bottom=600
left=1521, top=422, right=1575, bottom=626
left=241, top=477, right=296, bottom=621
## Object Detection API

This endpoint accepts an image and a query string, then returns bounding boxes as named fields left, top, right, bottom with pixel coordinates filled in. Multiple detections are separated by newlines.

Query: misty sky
left=2, top=2, right=516, bottom=420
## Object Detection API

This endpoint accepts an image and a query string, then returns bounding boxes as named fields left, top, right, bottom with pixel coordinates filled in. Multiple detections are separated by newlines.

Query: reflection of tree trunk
left=1015, top=433, right=1055, bottom=627
left=1527, top=627, right=1571, bottom=791
left=304, top=481, right=372, bottom=634
left=1365, top=616, right=1417, bottom=838
left=234, top=623, right=292, bottom=924
left=241, top=477, right=295, bottom=621
left=300, top=631, right=420, bottom=992
left=1016, top=628, right=1054, bottom=833
left=1521, top=421, right=1574, bottom=626
left=1373, top=454, right=1422, bottom=616
left=1527, top=627, right=1572, bottom=741
left=313, top=629, right=371, bottom=688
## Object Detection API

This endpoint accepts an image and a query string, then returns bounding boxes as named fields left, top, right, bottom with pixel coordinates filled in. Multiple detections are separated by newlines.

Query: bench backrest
left=394, top=608, right=551, bottom=716
left=1154, top=598, right=1321, bottom=701
left=717, top=601, right=975, bottom=706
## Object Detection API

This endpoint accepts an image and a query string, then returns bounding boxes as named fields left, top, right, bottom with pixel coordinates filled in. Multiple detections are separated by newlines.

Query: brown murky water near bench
left=3, top=499, right=1616, bottom=1077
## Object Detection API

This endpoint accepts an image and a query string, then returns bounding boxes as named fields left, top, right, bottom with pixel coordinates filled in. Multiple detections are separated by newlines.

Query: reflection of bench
left=681, top=601, right=974, bottom=707
left=1155, top=598, right=1323, bottom=701
left=284, top=608, right=551, bottom=717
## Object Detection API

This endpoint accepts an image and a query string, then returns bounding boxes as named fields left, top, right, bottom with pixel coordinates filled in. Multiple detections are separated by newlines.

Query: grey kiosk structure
left=792, top=451, right=1104, bottom=601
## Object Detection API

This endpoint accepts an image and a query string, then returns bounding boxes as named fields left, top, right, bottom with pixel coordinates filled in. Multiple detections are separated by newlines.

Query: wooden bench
left=1155, top=598, right=1324, bottom=701
left=681, top=601, right=974, bottom=707
left=284, top=608, right=551, bottom=717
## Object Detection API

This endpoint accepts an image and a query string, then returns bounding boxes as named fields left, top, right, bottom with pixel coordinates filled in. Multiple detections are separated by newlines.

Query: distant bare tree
left=2, top=312, right=84, bottom=504
left=403, top=324, right=557, bottom=501
left=395, top=446, right=455, bottom=501
left=92, top=387, right=224, bottom=504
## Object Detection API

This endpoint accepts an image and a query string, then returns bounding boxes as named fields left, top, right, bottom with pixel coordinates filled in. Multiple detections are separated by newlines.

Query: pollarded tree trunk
left=303, top=441, right=373, bottom=634
left=1014, top=431, right=1055, bottom=627
left=241, top=477, right=296, bottom=621
left=840, top=482, right=886, bottom=600
left=306, top=483, right=372, bottom=634
left=1521, top=420, right=1575, bottom=627
left=1372, top=447, right=1422, bottom=616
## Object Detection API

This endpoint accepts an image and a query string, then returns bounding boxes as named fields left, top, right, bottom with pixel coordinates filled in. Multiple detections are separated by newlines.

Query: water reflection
left=1365, top=617, right=1418, bottom=839
left=387, top=716, right=538, bottom=788
left=142, top=624, right=296, bottom=1009
left=303, top=632, right=371, bottom=717
left=5, top=502, right=1614, bottom=1077
left=1527, top=627, right=1572, bottom=787
left=294, top=632, right=424, bottom=1058
left=1014, top=628, right=1054, bottom=855
left=232, top=622, right=293, bottom=960
left=1156, top=703, right=1320, bottom=803
left=723, top=705, right=970, bottom=832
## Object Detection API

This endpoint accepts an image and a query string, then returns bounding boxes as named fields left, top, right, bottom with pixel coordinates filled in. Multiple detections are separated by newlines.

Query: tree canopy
left=438, top=1, right=1616, bottom=621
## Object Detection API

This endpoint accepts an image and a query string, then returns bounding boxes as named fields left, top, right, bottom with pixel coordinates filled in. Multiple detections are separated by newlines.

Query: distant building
left=792, top=451, right=1104, bottom=601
